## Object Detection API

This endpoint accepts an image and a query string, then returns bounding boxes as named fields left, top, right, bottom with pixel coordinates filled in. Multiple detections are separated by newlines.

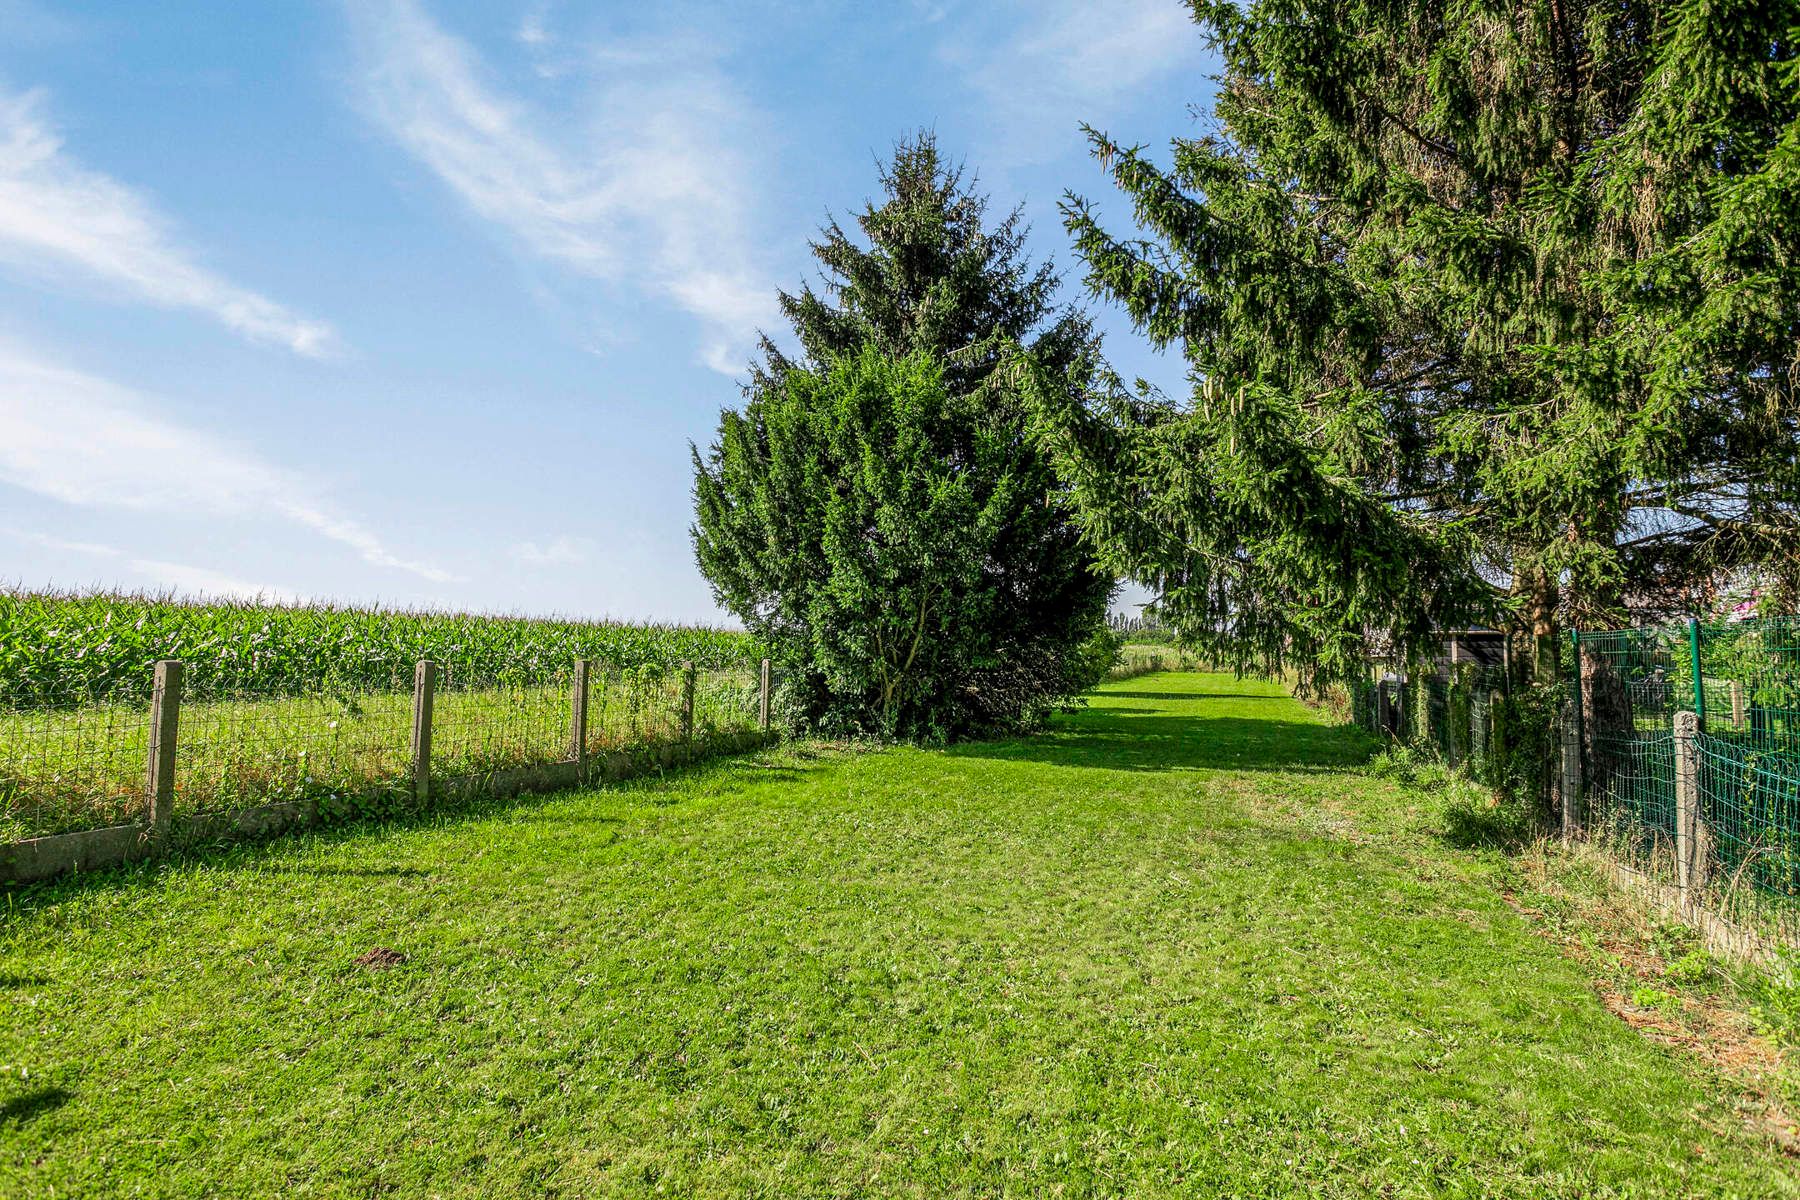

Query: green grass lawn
left=3, top=672, right=1793, bottom=1197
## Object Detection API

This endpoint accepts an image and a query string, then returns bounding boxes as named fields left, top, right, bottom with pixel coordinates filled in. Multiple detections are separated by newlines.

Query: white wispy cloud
left=3, top=528, right=303, bottom=600
left=345, top=0, right=775, bottom=374
left=5, top=528, right=123, bottom=559
left=939, top=0, right=1208, bottom=165
left=0, top=341, right=453, bottom=583
left=516, top=3, right=551, bottom=48
left=121, top=557, right=305, bottom=603
left=0, top=87, right=338, bottom=357
left=511, top=534, right=593, bottom=567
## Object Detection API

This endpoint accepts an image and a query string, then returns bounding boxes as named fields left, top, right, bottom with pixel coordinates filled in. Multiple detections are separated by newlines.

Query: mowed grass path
left=2, top=673, right=1792, bottom=1197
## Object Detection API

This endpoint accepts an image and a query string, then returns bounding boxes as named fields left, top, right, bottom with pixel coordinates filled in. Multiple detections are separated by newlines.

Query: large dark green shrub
left=693, top=133, right=1113, bottom=739
left=693, top=348, right=1111, bottom=740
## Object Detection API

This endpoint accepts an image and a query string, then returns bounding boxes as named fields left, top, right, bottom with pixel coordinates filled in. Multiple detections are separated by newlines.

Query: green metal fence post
left=1686, top=618, right=1705, bottom=730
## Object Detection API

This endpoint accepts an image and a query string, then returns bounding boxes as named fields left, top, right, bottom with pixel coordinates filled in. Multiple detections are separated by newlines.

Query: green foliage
left=5, top=674, right=1793, bottom=1195
left=1664, top=951, right=1717, bottom=989
left=1492, top=686, right=1561, bottom=821
left=1632, top=985, right=1683, bottom=1014
left=751, top=132, right=1095, bottom=398
left=695, top=134, right=1112, bottom=739
left=0, top=587, right=754, bottom=708
left=695, top=350, right=1110, bottom=739
left=1030, top=0, right=1800, bottom=684
left=1748, top=953, right=1800, bottom=1047
left=1067, top=626, right=1125, bottom=692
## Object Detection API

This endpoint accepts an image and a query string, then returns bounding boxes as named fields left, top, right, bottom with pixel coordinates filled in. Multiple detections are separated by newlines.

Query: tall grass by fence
left=1352, top=617, right=1800, bottom=952
left=0, top=592, right=776, bottom=881
left=1108, top=642, right=1205, bottom=680
left=0, top=654, right=773, bottom=881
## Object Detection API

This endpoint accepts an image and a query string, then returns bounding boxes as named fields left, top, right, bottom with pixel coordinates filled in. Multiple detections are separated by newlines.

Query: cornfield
left=0, top=587, right=758, bottom=706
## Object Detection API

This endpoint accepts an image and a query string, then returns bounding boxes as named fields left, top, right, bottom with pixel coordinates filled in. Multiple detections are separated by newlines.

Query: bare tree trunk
left=1524, top=562, right=1560, bottom=686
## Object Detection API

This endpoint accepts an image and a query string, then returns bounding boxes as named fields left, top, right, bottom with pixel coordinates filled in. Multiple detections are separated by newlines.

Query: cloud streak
left=3, top=530, right=306, bottom=602
left=345, top=0, right=774, bottom=374
left=511, top=534, right=593, bottom=567
left=939, top=0, right=1208, bottom=166
left=0, top=87, right=337, bottom=356
left=0, top=341, right=452, bottom=583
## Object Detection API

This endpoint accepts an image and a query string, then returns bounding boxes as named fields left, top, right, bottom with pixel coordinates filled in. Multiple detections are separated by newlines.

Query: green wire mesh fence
left=1576, top=619, right=1800, bottom=942
left=1574, top=626, right=1683, bottom=873
left=1574, top=619, right=1799, bottom=945
left=1352, top=620, right=1800, bottom=945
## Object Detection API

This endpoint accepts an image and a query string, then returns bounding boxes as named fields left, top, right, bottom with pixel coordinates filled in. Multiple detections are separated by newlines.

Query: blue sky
left=0, top=0, right=1215, bottom=623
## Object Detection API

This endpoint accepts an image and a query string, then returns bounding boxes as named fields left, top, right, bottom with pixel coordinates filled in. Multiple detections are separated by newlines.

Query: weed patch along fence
left=1108, top=643, right=1209, bottom=681
left=0, top=653, right=777, bottom=884
left=1352, top=617, right=1800, bottom=954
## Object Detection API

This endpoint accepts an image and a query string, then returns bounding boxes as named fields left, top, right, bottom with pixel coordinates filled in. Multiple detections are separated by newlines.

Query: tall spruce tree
left=1026, top=0, right=1800, bottom=686
left=693, top=135, right=1114, bottom=737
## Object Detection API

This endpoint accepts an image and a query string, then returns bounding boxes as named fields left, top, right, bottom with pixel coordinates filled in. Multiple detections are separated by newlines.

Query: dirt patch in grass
left=1496, top=863, right=1800, bottom=1156
left=353, top=946, right=408, bottom=970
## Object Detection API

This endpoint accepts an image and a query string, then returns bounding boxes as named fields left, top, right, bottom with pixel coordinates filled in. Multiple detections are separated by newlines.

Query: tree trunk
left=1524, top=563, right=1560, bottom=686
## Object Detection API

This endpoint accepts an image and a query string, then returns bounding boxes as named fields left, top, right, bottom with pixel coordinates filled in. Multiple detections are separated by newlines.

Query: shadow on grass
left=0, top=1087, right=70, bottom=1128
left=251, top=864, right=432, bottom=879
left=1100, top=690, right=1295, bottom=703
left=0, top=742, right=827, bottom=916
left=951, top=708, right=1377, bottom=774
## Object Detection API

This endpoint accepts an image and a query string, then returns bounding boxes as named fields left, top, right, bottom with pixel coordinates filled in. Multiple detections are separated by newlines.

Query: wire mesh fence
left=434, top=664, right=579, bottom=782
left=1340, top=617, right=1800, bottom=952
left=1575, top=619, right=1800, bottom=943
left=0, top=700, right=152, bottom=841
left=1349, top=661, right=1515, bottom=788
left=1576, top=626, right=1684, bottom=878
left=1348, top=618, right=1800, bottom=948
left=1, top=654, right=773, bottom=850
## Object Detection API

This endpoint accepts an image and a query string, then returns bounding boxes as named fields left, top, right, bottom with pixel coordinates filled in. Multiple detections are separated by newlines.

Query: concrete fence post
left=758, top=658, right=771, bottom=732
left=146, top=659, right=182, bottom=835
left=1730, top=680, right=1746, bottom=728
left=570, top=659, right=591, bottom=767
left=1674, top=710, right=1711, bottom=904
left=411, top=660, right=437, bottom=804
left=680, top=660, right=696, bottom=741
left=1559, top=695, right=1582, bottom=843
